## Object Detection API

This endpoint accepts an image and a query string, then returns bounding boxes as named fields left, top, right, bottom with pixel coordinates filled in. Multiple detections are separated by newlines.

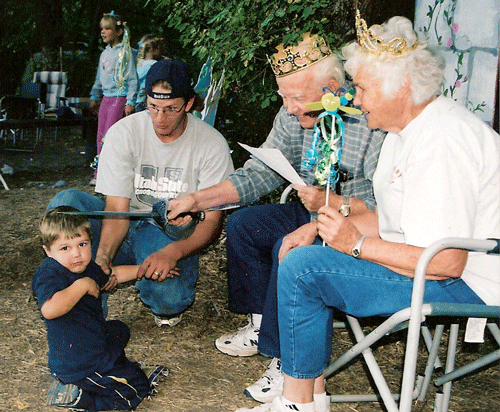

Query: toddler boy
left=32, top=206, right=167, bottom=411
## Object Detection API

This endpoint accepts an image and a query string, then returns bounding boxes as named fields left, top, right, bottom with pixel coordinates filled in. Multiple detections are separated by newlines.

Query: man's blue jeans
left=225, top=201, right=310, bottom=314
left=259, top=241, right=484, bottom=379
left=48, top=189, right=198, bottom=316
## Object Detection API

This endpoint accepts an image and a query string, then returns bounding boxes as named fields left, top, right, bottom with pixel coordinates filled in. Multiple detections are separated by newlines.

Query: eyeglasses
left=146, top=103, right=186, bottom=116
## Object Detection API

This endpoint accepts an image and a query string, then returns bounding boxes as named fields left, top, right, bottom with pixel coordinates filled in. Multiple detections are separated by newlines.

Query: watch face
left=352, top=249, right=360, bottom=258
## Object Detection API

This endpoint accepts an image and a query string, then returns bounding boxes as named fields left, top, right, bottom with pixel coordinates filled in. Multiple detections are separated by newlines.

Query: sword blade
left=207, top=203, right=241, bottom=212
left=58, top=203, right=241, bottom=221
left=60, top=210, right=156, bottom=218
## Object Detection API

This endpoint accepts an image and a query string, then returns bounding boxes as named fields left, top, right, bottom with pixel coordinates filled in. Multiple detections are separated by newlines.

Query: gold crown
left=355, top=9, right=418, bottom=58
left=269, top=33, right=332, bottom=77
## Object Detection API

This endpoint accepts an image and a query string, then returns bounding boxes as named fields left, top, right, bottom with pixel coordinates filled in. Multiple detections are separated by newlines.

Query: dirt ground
left=0, top=129, right=498, bottom=412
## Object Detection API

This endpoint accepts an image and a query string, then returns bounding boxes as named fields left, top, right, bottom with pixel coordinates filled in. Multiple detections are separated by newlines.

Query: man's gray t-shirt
left=96, top=111, right=234, bottom=212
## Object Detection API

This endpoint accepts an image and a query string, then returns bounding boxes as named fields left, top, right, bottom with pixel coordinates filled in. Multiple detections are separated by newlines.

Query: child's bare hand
left=101, top=274, right=118, bottom=292
left=124, top=104, right=135, bottom=116
left=75, top=277, right=100, bottom=298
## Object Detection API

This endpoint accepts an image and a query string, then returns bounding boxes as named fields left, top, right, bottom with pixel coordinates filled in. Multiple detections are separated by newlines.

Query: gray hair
left=342, top=16, right=445, bottom=105
left=309, top=53, right=346, bottom=90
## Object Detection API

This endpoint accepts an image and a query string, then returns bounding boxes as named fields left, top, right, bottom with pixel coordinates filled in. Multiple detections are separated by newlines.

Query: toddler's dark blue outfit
left=32, top=258, right=153, bottom=411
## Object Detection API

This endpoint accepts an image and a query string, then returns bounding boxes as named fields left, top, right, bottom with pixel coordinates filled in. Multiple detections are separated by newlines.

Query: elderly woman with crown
left=234, top=12, right=500, bottom=412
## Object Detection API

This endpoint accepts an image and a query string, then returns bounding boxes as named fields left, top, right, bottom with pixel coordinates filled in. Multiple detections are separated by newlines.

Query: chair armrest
left=487, top=238, right=500, bottom=254
left=401, top=237, right=499, bottom=409
left=412, top=238, right=499, bottom=310
left=414, top=238, right=499, bottom=285
left=280, top=184, right=294, bottom=204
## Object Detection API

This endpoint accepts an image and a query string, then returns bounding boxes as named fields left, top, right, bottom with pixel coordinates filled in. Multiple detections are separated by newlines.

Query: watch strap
left=352, top=234, right=367, bottom=258
left=339, top=195, right=351, bottom=217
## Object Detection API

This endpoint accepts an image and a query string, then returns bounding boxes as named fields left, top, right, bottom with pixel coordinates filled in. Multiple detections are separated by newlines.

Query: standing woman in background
left=89, top=11, right=138, bottom=185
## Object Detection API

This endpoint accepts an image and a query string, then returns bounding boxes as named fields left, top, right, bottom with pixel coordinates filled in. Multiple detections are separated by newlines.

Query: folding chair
left=324, top=237, right=500, bottom=412
left=33, top=71, right=68, bottom=139
left=20, top=81, right=47, bottom=104
left=33, top=71, right=68, bottom=115
left=0, top=94, right=40, bottom=150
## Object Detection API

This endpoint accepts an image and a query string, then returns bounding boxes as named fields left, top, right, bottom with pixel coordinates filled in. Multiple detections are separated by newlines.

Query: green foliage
left=2, top=0, right=360, bottom=149
left=150, top=0, right=357, bottom=151
left=158, top=0, right=356, bottom=109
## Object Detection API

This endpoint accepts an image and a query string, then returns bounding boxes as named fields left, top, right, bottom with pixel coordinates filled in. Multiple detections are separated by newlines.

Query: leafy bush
left=155, top=0, right=358, bottom=158
left=160, top=0, right=355, bottom=108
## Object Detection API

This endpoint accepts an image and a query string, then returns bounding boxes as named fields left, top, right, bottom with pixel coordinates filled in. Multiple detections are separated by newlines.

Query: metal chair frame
left=324, top=237, right=500, bottom=412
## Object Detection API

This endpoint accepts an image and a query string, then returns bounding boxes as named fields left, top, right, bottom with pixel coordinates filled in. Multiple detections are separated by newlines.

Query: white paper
left=238, top=143, right=306, bottom=185
left=464, top=317, right=487, bottom=343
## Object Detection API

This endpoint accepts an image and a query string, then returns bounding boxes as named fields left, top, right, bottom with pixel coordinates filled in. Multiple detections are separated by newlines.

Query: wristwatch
left=338, top=195, right=350, bottom=217
left=352, top=235, right=367, bottom=258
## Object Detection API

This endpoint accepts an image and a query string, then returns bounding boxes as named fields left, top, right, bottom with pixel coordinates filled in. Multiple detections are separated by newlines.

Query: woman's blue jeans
left=48, top=189, right=198, bottom=316
left=259, top=241, right=484, bottom=379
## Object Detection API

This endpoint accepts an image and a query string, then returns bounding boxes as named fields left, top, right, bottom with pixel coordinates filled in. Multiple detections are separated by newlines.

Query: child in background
left=32, top=206, right=167, bottom=411
left=135, top=35, right=165, bottom=112
left=89, top=11, right=138, bottom=186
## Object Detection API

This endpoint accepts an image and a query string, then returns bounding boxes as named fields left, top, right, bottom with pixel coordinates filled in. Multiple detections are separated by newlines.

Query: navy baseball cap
left=145, top=59, right=194, bottom=100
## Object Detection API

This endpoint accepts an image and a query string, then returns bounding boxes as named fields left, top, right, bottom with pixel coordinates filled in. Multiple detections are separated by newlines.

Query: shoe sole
left=153, top=314, right=182, bottom=327
left=243, top=388, right=279, bottom=404
left=213, top=341, right=258, bottom=357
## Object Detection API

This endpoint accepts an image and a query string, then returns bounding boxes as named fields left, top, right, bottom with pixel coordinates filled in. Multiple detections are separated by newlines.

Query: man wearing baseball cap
left=47, top=59, right=234, bottom=327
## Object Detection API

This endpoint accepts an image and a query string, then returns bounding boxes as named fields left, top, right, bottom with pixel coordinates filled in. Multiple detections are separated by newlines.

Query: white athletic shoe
left=244, top=358, right=284, bottom=403
left=153, top=313, right=183, bottom=327
left=235, top=396, right=288, bottom=412
left=214, top=314, right=260, bottom=356
left=314, top=392, right=331, bottom=412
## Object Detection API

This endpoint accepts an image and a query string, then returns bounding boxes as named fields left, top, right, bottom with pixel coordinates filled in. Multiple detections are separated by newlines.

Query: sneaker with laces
left=244, top=358, right=284, bottom=403
left=215, top=314, right=260, bottom=356
left=153, top=313, right=182, bottom=327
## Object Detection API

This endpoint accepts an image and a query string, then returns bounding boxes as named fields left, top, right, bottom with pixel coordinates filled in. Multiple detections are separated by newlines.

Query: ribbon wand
left=305, top=87, right=362, bottom=246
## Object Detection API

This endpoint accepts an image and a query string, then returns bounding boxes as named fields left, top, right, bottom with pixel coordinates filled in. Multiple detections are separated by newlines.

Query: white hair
left=309, top=53, right=346, bottom=90
left=342, top=16, right=445, bottom=105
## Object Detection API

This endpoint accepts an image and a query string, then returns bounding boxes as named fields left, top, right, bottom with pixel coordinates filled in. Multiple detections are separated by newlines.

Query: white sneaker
left=235, top=396, right=287, bottom=412
left=314, top=392, right=330, bottom=412
left=214, top=314, right=260, bottom=356
left=153, top=313, right=182, bottom=327
left=244, top=358, right=284, bottom=403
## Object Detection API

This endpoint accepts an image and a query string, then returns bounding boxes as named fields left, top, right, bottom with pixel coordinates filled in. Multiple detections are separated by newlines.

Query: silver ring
left=154, top=272, right=160, bottom=276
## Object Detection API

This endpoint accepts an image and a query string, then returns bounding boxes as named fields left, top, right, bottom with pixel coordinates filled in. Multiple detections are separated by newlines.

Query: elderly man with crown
left=224, top=11, right=500, bottom=412
left=168, top=30, right=385, bottom=409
